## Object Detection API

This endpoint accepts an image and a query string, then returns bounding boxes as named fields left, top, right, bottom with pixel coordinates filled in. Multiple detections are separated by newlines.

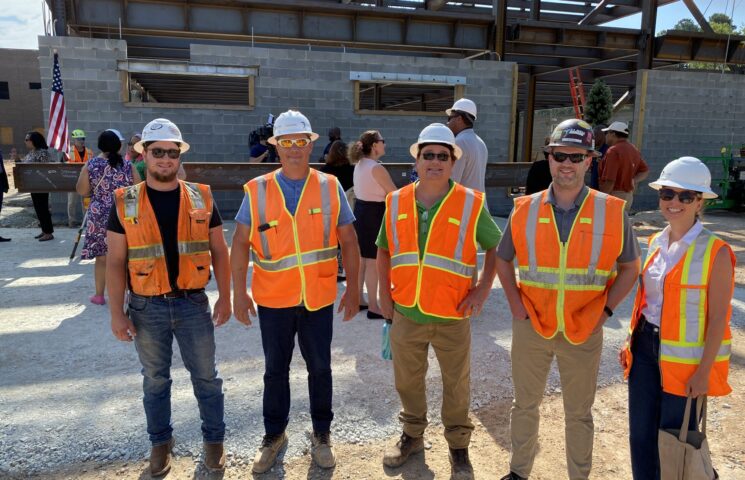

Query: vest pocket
left=189, top=209, right=211, bottom=238
left=186, top=253, right=212, bottom=286
left=128, top=261, right=157, bottom=293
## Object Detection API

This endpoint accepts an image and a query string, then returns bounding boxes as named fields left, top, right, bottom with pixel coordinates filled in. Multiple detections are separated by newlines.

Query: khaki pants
left=610, top=190, right=633, bottom=211
left=509, top=318, right=603, bottom=480
left=390, top=310, right=474, bottom=449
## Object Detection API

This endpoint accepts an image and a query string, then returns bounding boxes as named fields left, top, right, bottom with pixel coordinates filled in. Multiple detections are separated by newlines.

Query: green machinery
left=701, top=145, right=745, bottom=211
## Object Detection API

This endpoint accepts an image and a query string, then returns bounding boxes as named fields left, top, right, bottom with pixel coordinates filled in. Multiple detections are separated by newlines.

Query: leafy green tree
left=583, top=80, right=613, bottom=126
left=708, top=13, right=735, bottom=32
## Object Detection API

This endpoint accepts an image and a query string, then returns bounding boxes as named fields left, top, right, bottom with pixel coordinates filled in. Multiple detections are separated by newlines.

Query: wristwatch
left=603, top=305, right=614, bottom=317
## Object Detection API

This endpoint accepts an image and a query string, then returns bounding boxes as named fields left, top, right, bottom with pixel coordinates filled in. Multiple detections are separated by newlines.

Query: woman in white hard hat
left=619, top=156, right=735, bottom=479
left=350, top=130, right=396, bottom=319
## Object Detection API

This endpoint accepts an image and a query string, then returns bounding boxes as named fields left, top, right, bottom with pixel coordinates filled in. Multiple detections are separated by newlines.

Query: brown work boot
left=149, top=437, right=175, bottom=477
left=383, top=432, right=425, bottom=468
left=311, top=431, right=336, bottom=469
left=203, top=442, right=226, bottom=472
left=252, top=432, right=288, bottom=474
left=449, top=448, right=474, bottom=480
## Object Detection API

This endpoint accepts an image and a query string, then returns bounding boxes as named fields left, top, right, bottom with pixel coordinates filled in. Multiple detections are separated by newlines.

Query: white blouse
left=641, top=221, right=704, bottom=326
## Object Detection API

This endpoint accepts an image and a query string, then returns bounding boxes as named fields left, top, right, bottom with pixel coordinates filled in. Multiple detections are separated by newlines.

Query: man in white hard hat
left=598, top=121, right=649, bottom=211
left=106, top=118, right=232, bottom=476
left=377, top=123, right=501, bottom=479
left=496, top=119, right=641, bottom=480
left=231, top=109, right=360, bottom=473
left=446, top=98, right=488, bottom=208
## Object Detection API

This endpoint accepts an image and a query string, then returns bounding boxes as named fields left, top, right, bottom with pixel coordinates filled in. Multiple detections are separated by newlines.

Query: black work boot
left=449, top=447, right=474, bottom=479
left=499, top=472, right=528, bottom=480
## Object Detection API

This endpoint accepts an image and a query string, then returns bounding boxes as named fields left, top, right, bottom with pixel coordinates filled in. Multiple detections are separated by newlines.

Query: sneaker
left=311, top=431, right=336, bottom=469
left=252, top=432, right=288, bottom=474
left=90, top=295, right=106, bottom=305
left=499, top=472, right=528, bottom=480
left=203, top=442, right=226, bottom=472
left=383, top=432, right=424, bottom=468
left=449, top=448, right=474, bottom=479
left=150, top=437, right=175, bottom=477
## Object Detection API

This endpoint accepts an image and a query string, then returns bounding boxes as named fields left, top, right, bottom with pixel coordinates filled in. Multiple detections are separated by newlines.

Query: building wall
left=38, top=36, right=518, bottom=218
left=0, top=49, right=44, bottom=155
left=632, top=70, right=745, bottom=210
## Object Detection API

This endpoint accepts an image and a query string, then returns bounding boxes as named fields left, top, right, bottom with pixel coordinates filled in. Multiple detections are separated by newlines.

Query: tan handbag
left=658, top=396, right=718, bottom=480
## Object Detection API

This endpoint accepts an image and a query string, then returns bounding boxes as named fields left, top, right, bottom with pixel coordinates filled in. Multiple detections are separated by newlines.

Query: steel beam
left=680, top=0, right=714, bottom=34
left=578, top=0, right=611, bottom=26
left=521, top=73, right=537, bottom=163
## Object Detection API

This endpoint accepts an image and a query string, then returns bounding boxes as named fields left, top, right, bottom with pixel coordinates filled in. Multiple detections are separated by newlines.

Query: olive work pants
left=390, top=309, right=474, bottom=449
left=509, top=318, right=604, bottom=480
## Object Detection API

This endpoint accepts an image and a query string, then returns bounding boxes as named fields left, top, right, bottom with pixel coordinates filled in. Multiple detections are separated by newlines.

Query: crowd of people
left=0, top=101, right=735, bottom=480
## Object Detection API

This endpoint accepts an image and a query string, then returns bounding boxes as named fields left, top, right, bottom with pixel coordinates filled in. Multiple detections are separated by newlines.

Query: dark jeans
left=30, top=192, right=54, bottom=234
left=628, top=317, right=699, bottom=480
left=129, top=290, right=225, bottom=446
left=258, top=304, right=334, bottom=435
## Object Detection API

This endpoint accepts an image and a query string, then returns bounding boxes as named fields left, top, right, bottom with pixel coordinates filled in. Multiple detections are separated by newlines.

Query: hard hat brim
left=545, top=142, right=600, bottom=157
left=409, top=141, right=463, bottom=161
left=268, top=132, right=320, bottom=146
left=133, top=139, right=190, bottom=154
left=648, top=180, right=718, bottom=199
left=445, top=108, right=477, bottom=121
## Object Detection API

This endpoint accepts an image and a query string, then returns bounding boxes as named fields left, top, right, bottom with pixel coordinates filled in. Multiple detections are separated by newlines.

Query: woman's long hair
left=26, top=131, right=48, bottom=150
left=326, top=140, right=350, bottom=167
left=348, top=130, right=381, bottom=164
left=98, top=130, right=123, bottom=169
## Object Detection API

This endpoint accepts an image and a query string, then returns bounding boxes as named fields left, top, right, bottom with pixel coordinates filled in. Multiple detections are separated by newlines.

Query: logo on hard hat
left=150, top=123, right=163, bottom=130
left=577, top=120, right=592, bottom=129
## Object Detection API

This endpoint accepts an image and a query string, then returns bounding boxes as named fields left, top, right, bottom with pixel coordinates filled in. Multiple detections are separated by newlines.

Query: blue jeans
left=628, top=318, right=699, bottom=480
left=258, top=304, right=334, bottom=435
left=130, top=290, right=225, bottom=446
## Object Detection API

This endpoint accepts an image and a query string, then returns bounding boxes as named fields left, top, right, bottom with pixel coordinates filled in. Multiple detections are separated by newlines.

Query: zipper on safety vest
left=290, top=216, right=306, bottom=305
left=557, top=242, right=567, bottom=333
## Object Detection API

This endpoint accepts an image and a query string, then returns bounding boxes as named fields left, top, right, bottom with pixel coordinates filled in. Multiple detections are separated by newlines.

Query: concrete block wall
left=39, top=36, right=517, bottom=218
left=632, top=70, right=745, bottom=210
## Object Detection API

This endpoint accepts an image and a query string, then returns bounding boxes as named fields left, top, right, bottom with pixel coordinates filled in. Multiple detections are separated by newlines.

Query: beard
left=149, top=169, right=178, bottom=182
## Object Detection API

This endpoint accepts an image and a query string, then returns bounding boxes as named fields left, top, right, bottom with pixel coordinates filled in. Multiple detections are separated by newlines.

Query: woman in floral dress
left=76, top=130, right=141, bottom=305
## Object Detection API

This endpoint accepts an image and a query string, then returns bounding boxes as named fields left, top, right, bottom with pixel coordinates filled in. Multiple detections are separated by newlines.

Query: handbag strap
left=678, top=395, right=707, bottom=443
left=678, top=397, right=693, bottom=443
left=699, top=396, right=708, bottom=435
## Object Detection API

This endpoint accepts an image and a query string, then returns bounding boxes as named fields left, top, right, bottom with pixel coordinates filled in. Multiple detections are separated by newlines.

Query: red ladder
left=568, top=67, right=586, bottom=119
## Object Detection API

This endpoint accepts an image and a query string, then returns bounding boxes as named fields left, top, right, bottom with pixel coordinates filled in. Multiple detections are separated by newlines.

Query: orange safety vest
left=511, top=189, right=625, bottom=344
left=70, top=147, right=93, bottom=163
left=114, top=181, right=213, bottom=296
left=621, top=230, right=734, bottom=396
left=384, top=182, right=483, bottom=320
left=245, top=169, right=341, bottom=310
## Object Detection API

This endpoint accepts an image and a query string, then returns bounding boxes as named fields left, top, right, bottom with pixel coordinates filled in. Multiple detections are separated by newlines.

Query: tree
left=672, top=18, right=701, bottom=32
left=708, top=13, right=735, bottom=32
left=583, top=80, right=613, bottom=127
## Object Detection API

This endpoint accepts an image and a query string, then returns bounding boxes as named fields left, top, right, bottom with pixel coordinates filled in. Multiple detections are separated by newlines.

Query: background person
left=76, top=130, right=139, bottom=305
left=126, top=133, right=145, bottom=178
left=350, top=130, right=396, bottom=319
left=321, top=140, right=355, bottom=281
left=524, top=136, right=552, bottom=195
left=446, top=98, right=488, bottom=208
left=249, top=136, right=270, bottom=163
left=599, top=121, right=649, bottom=210
left=590, top=124, right=608, bottom=190
left=22, top=131, right=54, bottom=241
left=0, top=149, right=9, bottom=242
left=321, top=127, right=342, bottom=162
left=620, top=157, right=735, bottom=480
left=67, top=129, right=94, bottom=227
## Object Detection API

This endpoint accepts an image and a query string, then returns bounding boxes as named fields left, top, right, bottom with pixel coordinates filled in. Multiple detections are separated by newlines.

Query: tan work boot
left=252, top=432, right=288, bottom=474
left=311, top=431, right=336, bottom=469
left=383, top=432, right=425, bottom=468
left=449, top=447, right=474, bottom=480
left=149, top=437, right=175, bottom=477
left=203, top=442, right=226, bottom=472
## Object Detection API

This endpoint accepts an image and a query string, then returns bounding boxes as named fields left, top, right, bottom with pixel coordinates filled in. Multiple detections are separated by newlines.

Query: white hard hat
left=649, top=156, right=717, bottom=199
left=268, top=110, right=319, bottom=145
left=106, top=129, right=125, bottom=142
left=134, top=118, right=190, bottom=154
left=409, top=123, right=463, bottom=160
left=446, top=98, right=477, bottom=120
left=602, top=121, right=629, bottom=135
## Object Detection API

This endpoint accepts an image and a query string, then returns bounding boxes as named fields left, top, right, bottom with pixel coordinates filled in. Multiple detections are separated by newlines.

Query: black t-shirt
left=525, top=159, right=553, bottom=195
left=320, top=163, right=354, bottom=192
left=107, top=184, right=223, bottom=289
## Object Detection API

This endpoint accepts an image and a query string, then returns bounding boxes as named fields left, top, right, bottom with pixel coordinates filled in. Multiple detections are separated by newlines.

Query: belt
left=142, top=289, right=205, bottom=299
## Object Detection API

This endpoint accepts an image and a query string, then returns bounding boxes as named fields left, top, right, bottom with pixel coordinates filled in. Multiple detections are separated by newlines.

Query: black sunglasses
left=147, top=147, right=181, bottom=159
left=377, top=138, right=385, bottom=144
left=421, top=152, right=451, bottom=161
left=658, top=188, right=700, bottom=204
left=551, top=152, right=587, bottom=164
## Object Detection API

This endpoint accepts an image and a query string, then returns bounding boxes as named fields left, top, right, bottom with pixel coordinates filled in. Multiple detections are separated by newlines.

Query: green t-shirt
left=133, top=160, right=146, bottom=181
left=375, top=182, right=502, bottom=324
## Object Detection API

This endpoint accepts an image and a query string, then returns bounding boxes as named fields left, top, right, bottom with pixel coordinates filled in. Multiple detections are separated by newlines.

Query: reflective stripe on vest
left=389, top=190, right=402, bottom=256
left=128, top=244, right=166, bottom=260
left=255, top=177, right=273, bottom=260
left=178, top=241, right=210, bottom=255
left=661, top=340, right=732, bottom=364
left=252, top=247, right=337, bottom=272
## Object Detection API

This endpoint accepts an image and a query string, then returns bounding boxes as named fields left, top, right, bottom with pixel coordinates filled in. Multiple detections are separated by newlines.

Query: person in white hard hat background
left=377, top=123, right=501, bottom=479
left=619, top=156, right=735, bottom=479
left=496, top=118, right=641, bottom=480
left=67, top=129, right=94, bottom=227
left=446, top=98, right=489, bottom=209
left=106, top=118, right=232, bottom=476
left=598, top=121, right=649, bottom=211
left=230, top=110, right=360, bottom=474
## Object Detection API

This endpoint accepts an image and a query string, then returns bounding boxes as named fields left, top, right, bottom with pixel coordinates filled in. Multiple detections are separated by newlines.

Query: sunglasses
left=551, top=152, right=587, bottom=164
left=421, top=152, right=451, bottom=161
left=277, top=138, right=310, bottom=148
left=658, top=188, right=700, bottom=204
left=147, top=148, right=181, bottom=159
left=377, top=139, right=386, bottom=144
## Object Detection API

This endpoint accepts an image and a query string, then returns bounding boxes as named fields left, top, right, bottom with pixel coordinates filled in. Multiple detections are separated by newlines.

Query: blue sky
left=0, top=0, right=741, bottom=50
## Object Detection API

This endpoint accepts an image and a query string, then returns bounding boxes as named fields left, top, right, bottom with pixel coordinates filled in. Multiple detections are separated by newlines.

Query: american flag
left=47, top=53, right=68, bottom=157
